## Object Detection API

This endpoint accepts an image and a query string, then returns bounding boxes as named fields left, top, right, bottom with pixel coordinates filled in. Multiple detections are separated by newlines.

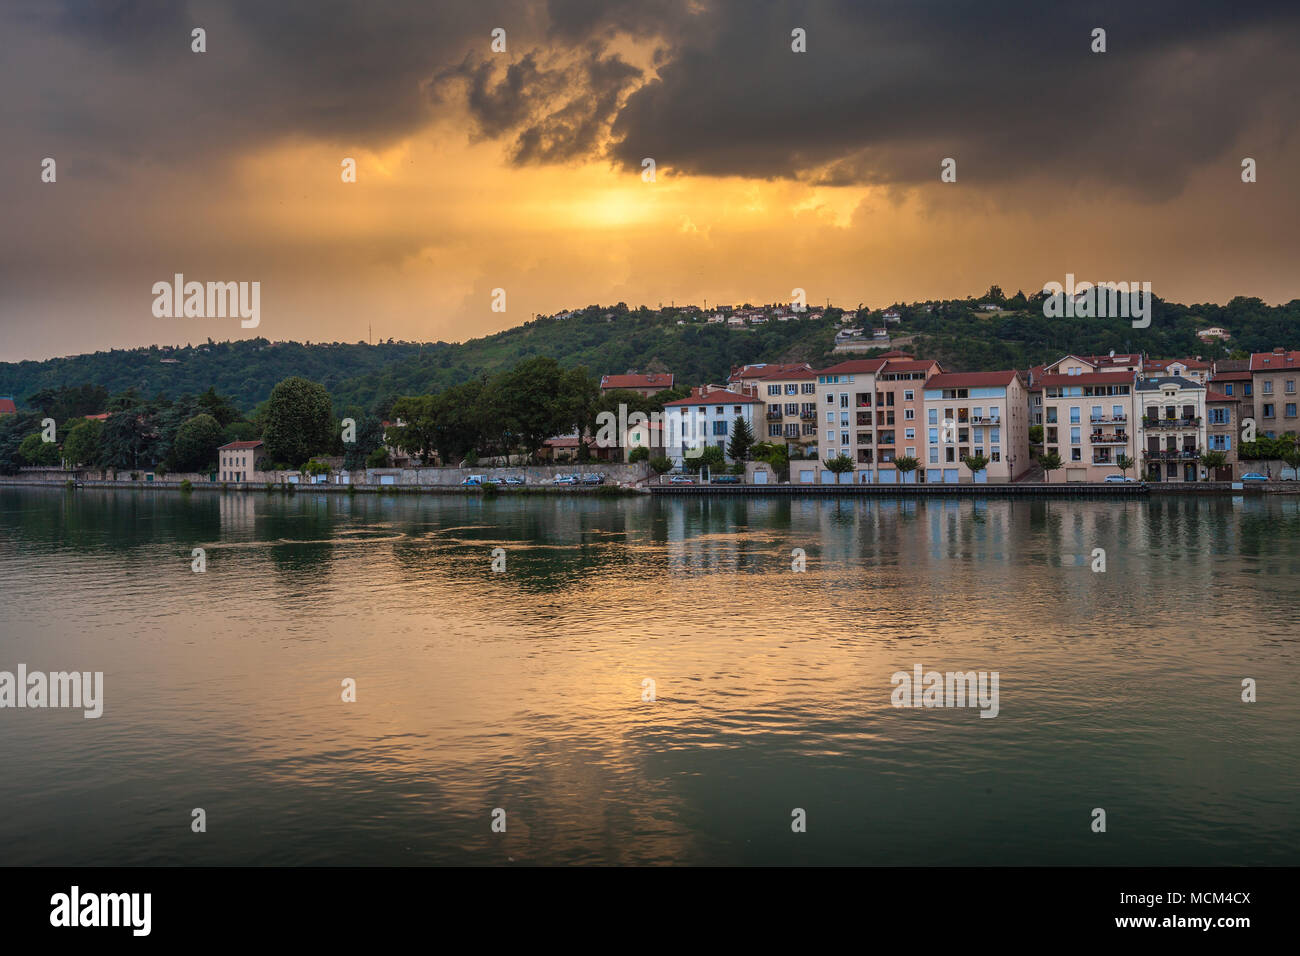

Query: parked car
left=461, top=474, right=487, bottom=486
left=579, top=473, right=605, bottom=485
left=710, top=474, right=742, bottom=484
left=1240, top=472, right=1270, bottom=482
left=668, top=475, right=695, bottom=484
left=1103, top=474, right=1139, bottom=483
left=502, top=476, right=526, bottom=486
left=553, top=474, right=578, bottom=485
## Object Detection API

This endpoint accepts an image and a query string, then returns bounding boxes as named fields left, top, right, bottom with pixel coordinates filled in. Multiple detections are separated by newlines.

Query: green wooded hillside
left=2, top=294, right=1296, bottom=416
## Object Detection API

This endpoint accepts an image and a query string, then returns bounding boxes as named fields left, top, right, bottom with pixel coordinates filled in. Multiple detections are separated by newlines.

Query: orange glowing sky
left=1, top=0, right=1297, bottom=361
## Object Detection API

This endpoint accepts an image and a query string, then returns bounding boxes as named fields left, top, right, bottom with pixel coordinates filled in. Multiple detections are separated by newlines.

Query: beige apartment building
left=811, top=357, right=889, bottom=482
left=922, top=371, right=1029, bottom=483
left=1028, top=353, right=1141, bottom=426
left=869, top=358, right=944, bottom=480
left=1038, top=371, right=1137, bottom=481
left=728, top=364, right=819, bottom=455
left=802, top=354, right=946, bottom=483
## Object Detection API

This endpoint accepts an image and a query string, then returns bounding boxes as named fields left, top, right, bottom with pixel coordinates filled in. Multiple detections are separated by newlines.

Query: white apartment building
left=1134, top=377, right=1207, bottom=483
left=662, top=386, right=763, bottom=467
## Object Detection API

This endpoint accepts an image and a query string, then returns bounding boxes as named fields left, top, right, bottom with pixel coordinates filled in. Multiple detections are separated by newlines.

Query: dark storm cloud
left=0, top=0, right=532, bottom=166
left=601, top=0, right=1300, bottom=197
left=435, top=46, right=642, bottom=163
left=2, top=0, right=1298, bottom=193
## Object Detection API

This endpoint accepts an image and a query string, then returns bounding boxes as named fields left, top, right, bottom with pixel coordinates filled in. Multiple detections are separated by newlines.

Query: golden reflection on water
left=0, top=488, right=1297, bottom=864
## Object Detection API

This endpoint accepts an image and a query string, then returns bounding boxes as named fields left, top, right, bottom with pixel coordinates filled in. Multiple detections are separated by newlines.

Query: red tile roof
left=1210, top=370, right=1251, bottom=381
left=818, top=358, right=889, bottom=375
left=600, top=373, right=674, bottom=390
left=1144, top=357, right=1210, bottom=371
left=879, top=359, right=940, bottom=373
left=218, top=440, right=264, bottom=450
left=83, top=412, right=110, bottom=421
left=1250, top=350, right=1300, bottom=371
left=926, top=371, right=1021, bottom=389
left=1037, top=372, right=1136, bottom=387
left=663, top=387, right=763, bottom=406
left=0, top=398, right=18, bottom=414
left=1085, top=353, right=1142, bottom=367
left=729, top=362, right=813, bottom=381
left=1205, top=391, right=1239, bottom=403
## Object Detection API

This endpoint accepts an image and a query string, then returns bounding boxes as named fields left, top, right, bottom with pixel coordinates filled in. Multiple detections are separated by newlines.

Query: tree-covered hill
left=329, top=305, right=847, bottom=412
left=0, top=338, right=427, bottom=413
left=2, top=293, right=1298, bottom=416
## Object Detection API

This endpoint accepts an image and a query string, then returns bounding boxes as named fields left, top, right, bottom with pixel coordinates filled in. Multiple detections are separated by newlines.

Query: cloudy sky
left=1, top=0, right=1297, bottom=361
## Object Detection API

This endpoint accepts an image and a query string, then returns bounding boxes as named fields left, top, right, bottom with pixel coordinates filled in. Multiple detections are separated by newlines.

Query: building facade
left=662, top=386, right=762, bottom=467
left=1205, top=390, right=1241, bottom=480
left=1134, top=377, right=1207, bottom=482
left=921, top=371, right=1029, bottom=483
left=1249, top=349, right=1300, bottom=438
left=1037, top=372, right=1136, bottom=482
left=867, top=358, right=943, bottom=482
left=217, top=439, right=264, bottom=482
left=813, top=358, right=888, bottom=482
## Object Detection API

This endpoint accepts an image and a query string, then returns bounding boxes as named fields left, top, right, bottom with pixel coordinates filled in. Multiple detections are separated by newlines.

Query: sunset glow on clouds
left=1, top=0, right=1297, bottom=360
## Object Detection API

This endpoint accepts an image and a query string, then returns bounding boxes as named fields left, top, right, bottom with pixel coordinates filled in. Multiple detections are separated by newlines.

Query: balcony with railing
left=969, top=415, right=1001, bottom=425
left=1143, top=417, right=1201, bottom=429
left=1089, top=414, right=1127, bottom=424
left=1089, top=431, right=1130, bottom=445
left=1144, top=448, right=1201, bottom=460
left=766, top=410, right=783, bottom=420
left=801, top=412, right=817, bottom=421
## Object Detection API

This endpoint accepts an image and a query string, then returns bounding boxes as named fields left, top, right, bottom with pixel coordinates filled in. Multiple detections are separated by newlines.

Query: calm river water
left=1, top=486, right=1297, bottom=865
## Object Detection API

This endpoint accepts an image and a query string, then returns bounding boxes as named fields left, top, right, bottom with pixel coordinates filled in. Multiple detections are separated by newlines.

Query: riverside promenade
left=649, top=480, right=1298, bottom=497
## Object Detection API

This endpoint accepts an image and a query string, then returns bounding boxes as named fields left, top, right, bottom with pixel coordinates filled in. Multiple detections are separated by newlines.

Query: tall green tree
left=486, top=357, right=599, bottom=460
left=101, top=409, right=158, bottom=470
left=726, top=415, right=754, bottom=461
left=195, top=387, right=242, bottom=427
left=19, top=432, right=61, bottom=466
left=261, top=377, right=334, bottom=467
left=894, top=455, right=919, bottom=482
left=388, top=395, right=439, bottom=463
left=1039, top=450, right=1062, bottom=483
left=341, top=414, right=385, bottom=470
left=822, top=453, right=855, bottom=476
left=685, top=444, right=726, bottom=474
left=63, top=418, right=104, bottom=467
left=172, top=413, right=224, bottom=472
